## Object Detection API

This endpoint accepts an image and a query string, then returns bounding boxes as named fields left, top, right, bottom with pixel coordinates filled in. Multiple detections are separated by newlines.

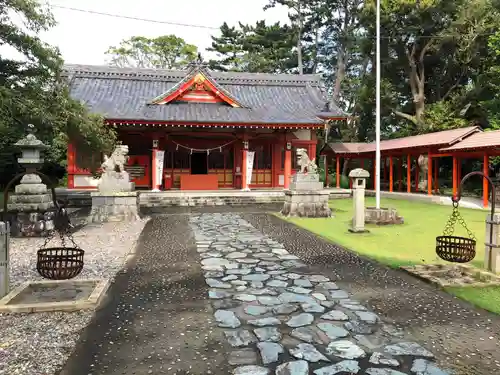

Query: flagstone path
left=189, top=213, right=449, bottom=375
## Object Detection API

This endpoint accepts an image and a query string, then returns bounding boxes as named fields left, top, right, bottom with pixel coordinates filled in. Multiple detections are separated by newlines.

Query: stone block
left=8, top=193, right=52, bottom=204
left=289, top=173, right=323, bottom=191
left=365, top=207, right=404, bottom=225
left=281, top=190, right=331, bottom=218
left=14, top=183, right=48, bottom=195
left=89, top=192, right=139, bottom=223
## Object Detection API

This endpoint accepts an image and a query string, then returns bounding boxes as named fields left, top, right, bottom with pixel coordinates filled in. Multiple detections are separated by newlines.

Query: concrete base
left=89, top=191, right=140, bottom=223
left=348, top=228, right=370, bottom=234
left=365, top=207, right=404, bottom=225
left=401, top=264, right=500, bottom=287
left=281, top=190, right=332, bottom=218
left=0, top=278, right=109, bottom=313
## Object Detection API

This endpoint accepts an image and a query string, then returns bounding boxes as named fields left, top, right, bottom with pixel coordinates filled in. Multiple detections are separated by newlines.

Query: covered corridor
left=321, top=126, right=500, bottom=208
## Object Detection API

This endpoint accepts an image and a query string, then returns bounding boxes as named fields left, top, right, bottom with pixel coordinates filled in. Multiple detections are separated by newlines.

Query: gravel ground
left=0, top=219, right=147, bottom=375
left=59, top=215, right=231, bottom=375
left=243, top=213, right=500, bottom=375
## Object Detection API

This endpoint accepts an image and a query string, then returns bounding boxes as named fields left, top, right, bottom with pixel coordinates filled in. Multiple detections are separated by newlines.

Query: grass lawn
left=284, top=197, right=500, bottom=314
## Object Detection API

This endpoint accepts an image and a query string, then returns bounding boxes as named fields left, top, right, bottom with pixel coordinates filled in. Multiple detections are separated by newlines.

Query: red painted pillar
left=373, top=157, right=376, bottom=190
left=284, top=146, right=292, bottom=190
left=427, top=153, right=433, bottom=195
left=389, top=156, right=394, bottom=192
left=336, top=156, right=340, bottom=188
left=483, top=153, right=489, bottom=208
left=452, top=156, right=458, bottom=199
left=407, top=154, right=411, bottom=193
left=67, top=143, right=76, bottom=189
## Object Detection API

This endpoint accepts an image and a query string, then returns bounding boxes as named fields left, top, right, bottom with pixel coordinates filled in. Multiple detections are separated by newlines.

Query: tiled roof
left=323, top=126, right=481, bottom=155
left=62, top=64, right=347, bottom=124
left=440, top=129, right=500, bottom=151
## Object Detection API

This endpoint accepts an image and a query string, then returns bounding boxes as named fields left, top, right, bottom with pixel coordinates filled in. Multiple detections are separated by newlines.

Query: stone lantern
left=349, top=168, right=370, bottom=233
left=6, top=125, right=55, bottom=236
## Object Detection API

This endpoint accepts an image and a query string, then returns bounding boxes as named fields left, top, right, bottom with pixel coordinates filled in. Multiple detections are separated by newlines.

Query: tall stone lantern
left=6, top=125, right=55, bottom=237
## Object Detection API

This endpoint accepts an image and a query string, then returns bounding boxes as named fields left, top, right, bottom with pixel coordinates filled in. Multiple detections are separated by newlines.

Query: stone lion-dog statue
left=296, top=148, right=318, bottom=174
left=101, top=145, right=130, bottom=174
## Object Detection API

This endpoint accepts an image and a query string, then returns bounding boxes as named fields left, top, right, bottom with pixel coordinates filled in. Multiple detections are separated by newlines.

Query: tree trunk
left=296, top=1, right=304, bottom=75
left=342, top=158, right=350, bottom=176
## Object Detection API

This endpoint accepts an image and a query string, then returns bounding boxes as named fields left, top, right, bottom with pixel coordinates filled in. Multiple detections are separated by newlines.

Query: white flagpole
left=375, top=0, right=381, bottom=209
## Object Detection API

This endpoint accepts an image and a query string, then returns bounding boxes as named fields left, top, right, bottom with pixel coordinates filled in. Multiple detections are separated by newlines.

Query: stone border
left=400, top=264, right=500, bottom=288
left=0, top=278, right=110, bottom=313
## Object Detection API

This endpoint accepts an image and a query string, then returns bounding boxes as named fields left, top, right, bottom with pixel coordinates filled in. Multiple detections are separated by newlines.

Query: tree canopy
left=106, top=35, right=198, bottom=69
left=0, top=0, right=116, bottom=183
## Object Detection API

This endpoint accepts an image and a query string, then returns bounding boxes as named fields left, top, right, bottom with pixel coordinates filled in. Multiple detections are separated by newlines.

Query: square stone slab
left=0, top=278, right=109, bottom=313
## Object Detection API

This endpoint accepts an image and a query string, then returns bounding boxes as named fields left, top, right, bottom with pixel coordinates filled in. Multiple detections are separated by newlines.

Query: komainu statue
left=296, top=148, right=318, bottom=174
left=98, top=145, right=134, bottom=193
left=101, top=145, right=129, bottom=173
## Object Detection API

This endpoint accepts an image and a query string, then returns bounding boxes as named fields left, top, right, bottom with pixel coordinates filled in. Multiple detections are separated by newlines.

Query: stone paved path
left=190, top=213, right=450, bottom=375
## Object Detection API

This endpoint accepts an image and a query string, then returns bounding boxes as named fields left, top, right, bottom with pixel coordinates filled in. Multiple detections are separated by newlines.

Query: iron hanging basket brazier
left=3, top=170, right=85, bottom=280
left=435, top=235, right=476, bottom=263
left=435, top=200, right=476, bottom=263
left=35, top=205, right=85, bottom=280
left=37, top=246, right=84, bottom=280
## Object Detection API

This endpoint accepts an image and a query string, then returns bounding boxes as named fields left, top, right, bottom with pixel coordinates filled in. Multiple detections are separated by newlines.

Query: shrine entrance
left=191, top=152, right=208, bottom=175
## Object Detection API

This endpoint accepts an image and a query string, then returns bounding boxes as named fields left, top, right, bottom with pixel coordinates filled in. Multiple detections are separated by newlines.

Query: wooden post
left=360, top=159, right=364, bottom=169
left=452, top=156, right=458, bottom=198
left=389, top=156, right=393, bottom=192
left=324, top=155, right=329, bottom=187
left=407, top=154, right=411, bottom=193
left=373, top=157, right=376, bottom=189
left=398, top=157, right=403, bottom=191
left=336, top=156, right=340, bottom=188
left=483, top=153, right=489, bottom=208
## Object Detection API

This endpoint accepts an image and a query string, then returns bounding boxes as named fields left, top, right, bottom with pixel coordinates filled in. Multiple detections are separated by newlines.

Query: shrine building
left=63, top=62, right=346, bottom=190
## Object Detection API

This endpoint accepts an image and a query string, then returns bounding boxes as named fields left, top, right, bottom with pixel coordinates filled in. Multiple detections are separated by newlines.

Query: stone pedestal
left=98, top=171, right=134, bottom=194
left=89, top=192, right=140, bottom=223
left=7, top=174, right=55, bottom=237
left=349, top=168, right=370, bottom=233
left=485, top=213, right=500, bottom=273
left=365, top=207, right=404, bottom=225
left=281, top=174, right=331, bottom=217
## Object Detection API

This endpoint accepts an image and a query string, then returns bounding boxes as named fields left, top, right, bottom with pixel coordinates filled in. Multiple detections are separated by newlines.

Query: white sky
left=27, top=0, right=290, bottom=65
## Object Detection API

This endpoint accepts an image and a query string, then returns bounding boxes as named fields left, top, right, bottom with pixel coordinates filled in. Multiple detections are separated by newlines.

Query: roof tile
left=325, top=126, right=481, bottom=155
left=63, top=64, right=346, bottom=124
